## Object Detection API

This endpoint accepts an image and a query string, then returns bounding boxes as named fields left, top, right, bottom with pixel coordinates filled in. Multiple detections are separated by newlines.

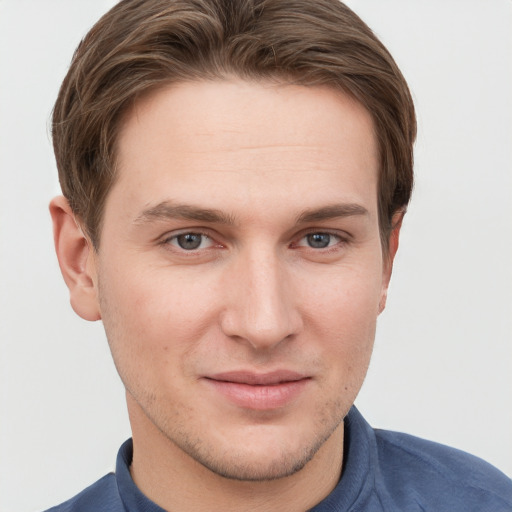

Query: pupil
left=177, top=233, right=202, bottom=250
left=307, top=233, right=330, bottom=248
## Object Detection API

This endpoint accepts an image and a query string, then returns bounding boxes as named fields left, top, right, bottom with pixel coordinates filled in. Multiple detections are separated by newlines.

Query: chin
left=171, top=419, right=343, bottom=482
left=190, top=447, right=316, bottom=482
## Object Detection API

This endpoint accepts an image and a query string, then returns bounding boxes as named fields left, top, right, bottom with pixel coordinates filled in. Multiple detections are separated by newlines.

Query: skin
left=51, top=79, right=401, bottom=511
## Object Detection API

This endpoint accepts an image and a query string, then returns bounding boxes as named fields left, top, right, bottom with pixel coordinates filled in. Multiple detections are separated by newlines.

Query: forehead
left=118, top=80, right=376, bottom=162
left=110, top=79, right=379, bottom=223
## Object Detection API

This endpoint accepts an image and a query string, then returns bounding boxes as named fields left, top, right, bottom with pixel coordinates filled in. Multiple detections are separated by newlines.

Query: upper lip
left=205, top=370, right=309, bottom=386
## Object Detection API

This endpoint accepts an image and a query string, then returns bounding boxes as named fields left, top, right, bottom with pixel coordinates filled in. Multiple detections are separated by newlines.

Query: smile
left=203, top=371, right=311, bottom=410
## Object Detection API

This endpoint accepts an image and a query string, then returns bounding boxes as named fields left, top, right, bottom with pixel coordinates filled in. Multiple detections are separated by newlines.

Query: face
left=88, top=80, right=393, bottom=480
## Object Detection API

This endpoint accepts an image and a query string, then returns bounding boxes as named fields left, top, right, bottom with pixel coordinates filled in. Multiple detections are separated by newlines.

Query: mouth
left=203, top=370, right=311, bottom=410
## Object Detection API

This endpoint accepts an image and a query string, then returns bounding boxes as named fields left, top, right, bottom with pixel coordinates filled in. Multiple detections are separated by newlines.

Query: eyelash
left=160, top=230, right=218, bottom=252
left=159, top=229, right=349, bottom=255
left=293, top=230, right=346, bottom=251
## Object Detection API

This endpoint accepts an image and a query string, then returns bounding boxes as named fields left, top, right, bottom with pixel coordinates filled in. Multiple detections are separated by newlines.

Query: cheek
left=98, top=263, right=221, bottom=362
left=301, top=262, right=382, bottom=372
left=301, top=259, right=383, bottom=325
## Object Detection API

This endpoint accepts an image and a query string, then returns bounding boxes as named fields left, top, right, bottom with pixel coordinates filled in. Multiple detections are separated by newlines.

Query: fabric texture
left=44, top=407, right=512, bottom=512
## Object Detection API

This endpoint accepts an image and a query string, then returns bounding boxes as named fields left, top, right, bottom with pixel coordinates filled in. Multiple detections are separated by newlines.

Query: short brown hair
left=52, top=0, right=416, bottom=249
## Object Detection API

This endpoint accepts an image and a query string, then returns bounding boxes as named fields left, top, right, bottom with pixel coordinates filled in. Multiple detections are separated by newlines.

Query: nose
left=219, top=247, right=302, bottom=351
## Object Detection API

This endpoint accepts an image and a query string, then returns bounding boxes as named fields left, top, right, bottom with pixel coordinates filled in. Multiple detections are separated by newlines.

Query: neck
left=127, top=396, right=344, bottom=512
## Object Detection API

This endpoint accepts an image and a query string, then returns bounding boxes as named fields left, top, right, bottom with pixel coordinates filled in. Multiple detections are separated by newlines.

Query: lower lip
left=204, top=378, right=309, bottom=410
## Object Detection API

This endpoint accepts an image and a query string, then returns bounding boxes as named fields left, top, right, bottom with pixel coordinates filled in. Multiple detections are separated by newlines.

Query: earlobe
left=49, top=196, right=101, bottom=321
left=378, top=211, right=404, bottom=314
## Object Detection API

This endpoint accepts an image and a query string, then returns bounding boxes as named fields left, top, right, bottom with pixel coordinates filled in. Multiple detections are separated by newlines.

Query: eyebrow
left=134, top=202, right=236, bottom=225
left=134, top=201, right=368, bottom=226
left=295, top=203, right=369, bottom=223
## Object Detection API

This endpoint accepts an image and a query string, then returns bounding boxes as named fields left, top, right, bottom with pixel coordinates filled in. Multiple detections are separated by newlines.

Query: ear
left=378, top=210, right=404, bottom=314
left=49, top=196, right=101, bottom=321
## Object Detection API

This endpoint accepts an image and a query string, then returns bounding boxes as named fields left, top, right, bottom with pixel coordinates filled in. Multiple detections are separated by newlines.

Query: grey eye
left=306, top=233, right=332, bottom=248
left=176, top=233, right=203, bottom=250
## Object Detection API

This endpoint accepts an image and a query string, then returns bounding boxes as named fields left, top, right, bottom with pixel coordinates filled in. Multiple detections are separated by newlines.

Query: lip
left=203, top=370, right=310, bottom=410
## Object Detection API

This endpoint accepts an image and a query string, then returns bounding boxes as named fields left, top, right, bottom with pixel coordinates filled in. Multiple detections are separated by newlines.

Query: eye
left=297, top=232, right=341, bottom=249
left=167, top=232, right=213, bottom=251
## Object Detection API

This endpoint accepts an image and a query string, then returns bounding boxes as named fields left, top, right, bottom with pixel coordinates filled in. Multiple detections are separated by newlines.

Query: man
left=45, top=0, right=511, bottom=510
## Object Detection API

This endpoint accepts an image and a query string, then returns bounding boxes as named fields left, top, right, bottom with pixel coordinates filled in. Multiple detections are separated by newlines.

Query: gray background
left=1, top=1, right=511, bottom=510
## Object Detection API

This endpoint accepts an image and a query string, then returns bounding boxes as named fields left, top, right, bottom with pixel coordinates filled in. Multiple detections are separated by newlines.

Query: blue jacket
left=45, top=407, right=512, bottom=511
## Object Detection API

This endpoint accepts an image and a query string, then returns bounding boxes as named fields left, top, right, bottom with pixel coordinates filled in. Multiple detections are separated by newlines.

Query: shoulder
left=374, top=428, right=512, bottom=511
left=43, top=473, right=122, bottom=512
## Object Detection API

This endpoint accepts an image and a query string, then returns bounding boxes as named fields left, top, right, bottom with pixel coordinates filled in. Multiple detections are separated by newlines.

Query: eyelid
left=294, top=228, right=349, bottom=243
left=173, top=233, right=213, bottom=250
left=156, top=227, right=350, bottom=254
left=159, top=228, right=221, bottom=250
left=159, top=226, right=213, bottom=240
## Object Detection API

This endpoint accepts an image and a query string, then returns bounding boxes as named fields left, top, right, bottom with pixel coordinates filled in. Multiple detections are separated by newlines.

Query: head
left=50, top=0, right=416, bottom=491
left=52, top=0, right=415, bottom=252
